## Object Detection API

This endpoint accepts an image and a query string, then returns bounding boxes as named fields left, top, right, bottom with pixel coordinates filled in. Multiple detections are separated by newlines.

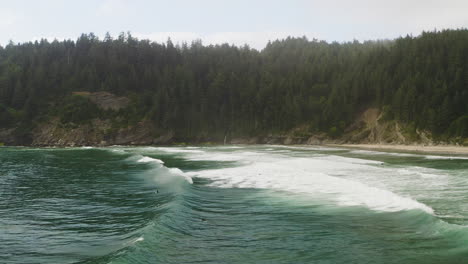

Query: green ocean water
left=1, top=145, right=468, bottom=264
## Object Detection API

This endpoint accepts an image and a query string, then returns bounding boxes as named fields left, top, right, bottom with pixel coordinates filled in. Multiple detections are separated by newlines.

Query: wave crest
left=190, top=157, right=433, bottom=214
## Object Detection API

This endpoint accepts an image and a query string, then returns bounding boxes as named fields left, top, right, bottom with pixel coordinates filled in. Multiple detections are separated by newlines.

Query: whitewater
left=1, top=145, right=468, bottom=263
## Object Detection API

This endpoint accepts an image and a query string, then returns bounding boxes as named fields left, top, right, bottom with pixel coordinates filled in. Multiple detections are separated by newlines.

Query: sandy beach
left=330, top=144, right=468, bottom=155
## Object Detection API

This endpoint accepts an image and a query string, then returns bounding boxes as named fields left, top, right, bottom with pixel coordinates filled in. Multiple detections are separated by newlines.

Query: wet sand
left=330, top=144, right=468, bottom=155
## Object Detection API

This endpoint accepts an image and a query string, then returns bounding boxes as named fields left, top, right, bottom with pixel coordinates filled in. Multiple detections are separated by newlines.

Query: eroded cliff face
left=0, top=95, right=454, bottom=147
left=230, top=108, right=441, bottom=146
left=0, top=92, right=176, bottom=147
left=341, top=108, right=435, bottom=145
left=29, top=118, right=173, bottom=147
left=73, top=91, right=130, bottom=111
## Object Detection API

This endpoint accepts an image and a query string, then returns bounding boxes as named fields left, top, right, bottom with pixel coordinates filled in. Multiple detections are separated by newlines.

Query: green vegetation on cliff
left=0, top=30, right=467, bottom=144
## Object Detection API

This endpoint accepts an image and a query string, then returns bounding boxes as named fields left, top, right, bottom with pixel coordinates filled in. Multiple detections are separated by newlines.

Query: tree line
left=0, top=30, right=467, bottom=141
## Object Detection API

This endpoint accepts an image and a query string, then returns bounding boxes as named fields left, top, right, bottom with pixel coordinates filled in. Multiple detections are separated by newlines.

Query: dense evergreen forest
left=0, top=30, right=467, bottom=144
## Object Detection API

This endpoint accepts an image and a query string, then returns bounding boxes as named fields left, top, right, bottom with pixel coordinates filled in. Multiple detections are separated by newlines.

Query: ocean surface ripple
left=1, top=146, right=468, bottom=263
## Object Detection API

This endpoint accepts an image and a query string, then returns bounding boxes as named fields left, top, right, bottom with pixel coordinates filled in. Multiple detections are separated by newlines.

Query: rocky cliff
left=0, top=93, right=463, bottom=147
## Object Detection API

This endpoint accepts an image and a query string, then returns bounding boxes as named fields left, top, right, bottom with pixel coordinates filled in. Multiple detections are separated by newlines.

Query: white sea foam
left=397, top=167, right=447, bottom=179
left=187, top=153, right=242, bottom=162
left=316, top=155, right=384, bottom=165
left=273, top=145, right=348, bottom=151
left=187, top=151, right=261, bottom=162
left=350, top=149, right=421, bottom=157
left=130, top=155, right=192, bottom=184
left=156, top=147, right=204, bottom=153
left=424, top=155, right=468, bottom=160
left=137, top=157, right=164, bottom=164
left=110, top=149, right=126, bottom=153
left=189, top=154, right=434, bottom=214
left=350, top=149, right=468, bottom=160
left=168, top=167, right=193, bottom=184
left=127, top=147, right=449, bottom=213
left=125, top=236, right=144, bottom=246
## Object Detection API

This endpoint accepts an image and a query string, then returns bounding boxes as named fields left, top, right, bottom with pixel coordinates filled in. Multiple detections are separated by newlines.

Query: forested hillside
left=0, top=30, right=467, bottom=145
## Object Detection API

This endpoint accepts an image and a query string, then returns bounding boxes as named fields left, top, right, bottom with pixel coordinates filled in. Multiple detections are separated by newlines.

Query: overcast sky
left=1, top=0, right=467, bottom=49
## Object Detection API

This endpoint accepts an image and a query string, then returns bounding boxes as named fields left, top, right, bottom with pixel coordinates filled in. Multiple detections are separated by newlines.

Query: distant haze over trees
left=0, top=30, right=467, bottom=142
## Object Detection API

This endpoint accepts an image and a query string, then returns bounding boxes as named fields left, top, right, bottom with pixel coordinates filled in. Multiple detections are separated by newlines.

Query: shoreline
left=329, top=144, right=468, bottom=155
left=3, top=142, right=468, bottom=156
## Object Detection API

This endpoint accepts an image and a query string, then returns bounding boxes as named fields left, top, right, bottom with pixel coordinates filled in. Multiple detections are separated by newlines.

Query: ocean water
left=1, top=145, right=468, bottom=263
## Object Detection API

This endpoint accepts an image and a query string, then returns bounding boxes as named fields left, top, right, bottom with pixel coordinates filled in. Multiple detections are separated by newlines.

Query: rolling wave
left=189, top=157, right=434, bottom=214
left=32, top=146, right=466, bottom=263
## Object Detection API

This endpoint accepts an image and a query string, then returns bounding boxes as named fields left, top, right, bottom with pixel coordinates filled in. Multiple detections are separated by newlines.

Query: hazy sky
left=1, top=0, right=467, bottom=49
